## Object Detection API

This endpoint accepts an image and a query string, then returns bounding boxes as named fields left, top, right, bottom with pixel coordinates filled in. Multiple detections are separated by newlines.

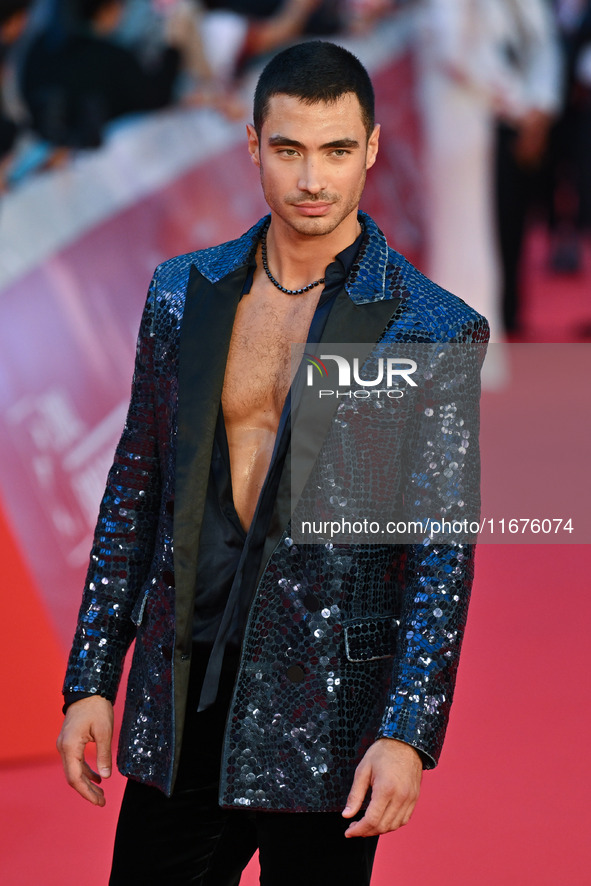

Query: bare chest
left=222, top=291, right=317, bottom=421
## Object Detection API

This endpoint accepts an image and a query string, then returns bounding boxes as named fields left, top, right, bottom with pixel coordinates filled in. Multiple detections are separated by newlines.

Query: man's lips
left=292, top=202, right=333, bottom=216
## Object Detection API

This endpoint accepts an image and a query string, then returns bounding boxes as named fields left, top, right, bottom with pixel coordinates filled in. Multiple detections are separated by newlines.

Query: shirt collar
left=242, top=222, right=364, bottom=298
left=192, top=211, right=392, bottom=304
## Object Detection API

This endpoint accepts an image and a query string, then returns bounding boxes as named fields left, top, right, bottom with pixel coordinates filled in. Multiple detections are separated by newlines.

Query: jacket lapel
left=174, top=263, right=247, bottom=650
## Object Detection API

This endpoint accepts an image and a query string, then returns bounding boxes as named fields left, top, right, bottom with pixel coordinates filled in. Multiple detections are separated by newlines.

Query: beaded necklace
left=260, top=222, right=325, bottom=295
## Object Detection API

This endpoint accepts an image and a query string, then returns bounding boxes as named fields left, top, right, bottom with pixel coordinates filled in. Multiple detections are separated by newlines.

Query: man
left=58, top=41, right=489, bottom=885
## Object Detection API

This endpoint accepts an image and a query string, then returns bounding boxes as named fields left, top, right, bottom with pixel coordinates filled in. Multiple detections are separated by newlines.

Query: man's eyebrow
left=267, top=136, right=360, bottom=149
left=268, top=135, right=304, bottom=148
left=320, top=138, right=360, bottom=149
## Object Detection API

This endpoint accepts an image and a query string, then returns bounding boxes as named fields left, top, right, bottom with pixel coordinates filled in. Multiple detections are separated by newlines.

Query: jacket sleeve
left=377, top=326, right=488, bottom=767
left=63, top=271, right=162, bottom=704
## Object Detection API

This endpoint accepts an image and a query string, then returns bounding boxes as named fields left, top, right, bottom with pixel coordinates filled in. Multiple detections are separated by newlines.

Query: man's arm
left=342, top=329, right=488, bottom=835
left=59, top=271, right=163, bottom=802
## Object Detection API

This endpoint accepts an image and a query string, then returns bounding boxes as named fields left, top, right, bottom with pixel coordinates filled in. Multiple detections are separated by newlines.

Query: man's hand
left=56, top=696, right=114, bottom=806
left=342, top=738, right=423, bottom=837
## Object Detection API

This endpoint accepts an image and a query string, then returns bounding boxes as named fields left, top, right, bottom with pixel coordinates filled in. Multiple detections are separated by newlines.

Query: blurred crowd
left=1, top=0, right=590, bottom=341
left=0, top=0, right=398, bottom=186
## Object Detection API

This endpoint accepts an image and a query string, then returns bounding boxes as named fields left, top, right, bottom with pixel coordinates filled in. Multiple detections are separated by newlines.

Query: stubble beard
left=260, top=166, right=366, bottom=238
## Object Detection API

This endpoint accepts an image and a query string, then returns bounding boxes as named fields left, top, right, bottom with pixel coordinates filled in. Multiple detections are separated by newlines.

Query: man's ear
left=365, top=123, right=380, bottom=171
left=246, top=123, right=260, bottom=167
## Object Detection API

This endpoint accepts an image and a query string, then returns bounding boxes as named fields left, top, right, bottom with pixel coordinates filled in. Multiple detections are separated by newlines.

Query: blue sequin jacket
left=64, top=212, right=489, bottom=808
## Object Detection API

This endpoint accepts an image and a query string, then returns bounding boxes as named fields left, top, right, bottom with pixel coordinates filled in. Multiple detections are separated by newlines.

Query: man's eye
left=281, top=149, right=298, bottom=156
left=332, top=150, right=350, bottom=157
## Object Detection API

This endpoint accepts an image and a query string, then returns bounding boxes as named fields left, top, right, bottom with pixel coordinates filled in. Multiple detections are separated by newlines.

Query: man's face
left=247, top=93, right=380, bottom=238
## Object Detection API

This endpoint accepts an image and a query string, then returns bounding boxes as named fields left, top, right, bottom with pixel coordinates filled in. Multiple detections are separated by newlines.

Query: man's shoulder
left=384, top=246, right=490, bottom=342
left=356, top=213, right=488, bottom=340
left=153, top=216, right=268, bottom=295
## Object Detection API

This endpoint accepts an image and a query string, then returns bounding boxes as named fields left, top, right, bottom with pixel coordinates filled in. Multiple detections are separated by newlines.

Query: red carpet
left=1, top=229, right=589, bottom=884
left=0, top=501, right=65, bottom=762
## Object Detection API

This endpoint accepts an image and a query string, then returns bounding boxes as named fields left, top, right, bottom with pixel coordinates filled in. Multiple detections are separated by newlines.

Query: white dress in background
left=416, top=0, right=561, bottom=353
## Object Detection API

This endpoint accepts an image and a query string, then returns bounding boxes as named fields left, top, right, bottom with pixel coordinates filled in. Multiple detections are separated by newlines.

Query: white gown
left=416, top=0, right=561, bottom=351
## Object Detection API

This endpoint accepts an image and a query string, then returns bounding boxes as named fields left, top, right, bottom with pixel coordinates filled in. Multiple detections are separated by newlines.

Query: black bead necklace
left=261, top=223, right=325, bottom=295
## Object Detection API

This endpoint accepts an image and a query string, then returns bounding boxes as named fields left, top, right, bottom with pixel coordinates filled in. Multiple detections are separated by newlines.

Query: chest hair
left=223, top=290, right=318, bottom=419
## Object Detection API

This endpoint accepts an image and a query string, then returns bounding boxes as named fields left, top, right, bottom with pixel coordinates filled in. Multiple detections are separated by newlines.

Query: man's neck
left=264, top=209, right=362, bottom=293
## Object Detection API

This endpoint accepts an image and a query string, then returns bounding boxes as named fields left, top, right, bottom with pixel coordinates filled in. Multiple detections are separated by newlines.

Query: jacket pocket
left=130, top=586, right=151, bottom=627
left=343, top=615, right=400, bottom=663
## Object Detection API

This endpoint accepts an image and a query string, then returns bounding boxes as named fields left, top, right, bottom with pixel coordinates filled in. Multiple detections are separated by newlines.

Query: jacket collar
left=191, top=211, right=390, bottom=305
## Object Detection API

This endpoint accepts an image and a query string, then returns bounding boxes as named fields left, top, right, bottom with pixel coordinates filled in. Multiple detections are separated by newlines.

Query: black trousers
left=110, top=647, right=378, bottom=885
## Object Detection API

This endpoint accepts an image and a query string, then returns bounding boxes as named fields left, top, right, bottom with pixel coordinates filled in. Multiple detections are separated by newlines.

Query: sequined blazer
left=64, top=212, right=489, bottom=809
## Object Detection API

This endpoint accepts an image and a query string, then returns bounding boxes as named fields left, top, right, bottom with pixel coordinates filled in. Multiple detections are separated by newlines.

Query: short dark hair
left=253, top=41, right=375, bottom=139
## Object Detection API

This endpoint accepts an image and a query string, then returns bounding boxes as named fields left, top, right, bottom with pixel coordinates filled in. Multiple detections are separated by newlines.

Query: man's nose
left=298, top=158, right=326, bottom=194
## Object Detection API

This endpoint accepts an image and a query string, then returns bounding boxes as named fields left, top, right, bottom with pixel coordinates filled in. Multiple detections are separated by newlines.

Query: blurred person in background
left=0, top=0, right=30, bottom=187
left=346, top=0, right=397, bottom=35
left=494, top=0, right=562, bottom=335
left=197, top=0, right=337, bottom=86
left=19, top=0, right=222, bottom=149
left=195, top=0, right=399, bottom=86
left=417, top=0, right=561, bottom=342
left=547, top=0, right=591, bottom=274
